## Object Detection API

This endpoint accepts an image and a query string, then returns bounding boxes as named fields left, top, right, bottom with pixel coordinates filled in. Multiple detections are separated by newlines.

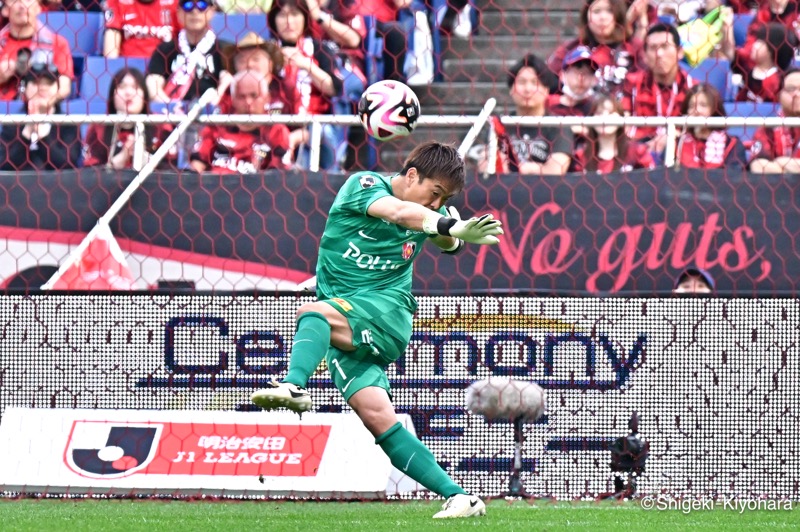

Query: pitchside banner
left=0, top=168, right=793, bottom=294
left=0, top=409, right=421, bottom=497
left=0, top=294, right=798, bottom=499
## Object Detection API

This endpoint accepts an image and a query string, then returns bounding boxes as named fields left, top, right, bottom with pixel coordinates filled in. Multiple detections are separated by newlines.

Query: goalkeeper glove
left=423, top=208, right=503, bottom=245
left=439, top=206, right=465, bottom=254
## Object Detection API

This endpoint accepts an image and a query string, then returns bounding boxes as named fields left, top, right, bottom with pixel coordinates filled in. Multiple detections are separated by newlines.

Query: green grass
left=0, top=499, right=797, bottom=531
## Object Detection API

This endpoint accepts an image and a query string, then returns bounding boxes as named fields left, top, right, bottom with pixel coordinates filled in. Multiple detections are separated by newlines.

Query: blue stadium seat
left=72, top=55, right=85, bottom=100
left=362, top=16, right=384, bottom=85
left=724, top=102, right=781, bottom=144
left=733, top=13, right=755, bottom=48
left=64, top=99, right=108, bottom=139
left=38, top=12, right=104, bottom=56
left=80, top=57, right=149, bottom=105
left=0, top=101, right=25, bottom=114
left=683, top=58, right=731, bottom=101
left=64, top=98, right=109, bottom=115
left=210, top=14, right=270, bottom=43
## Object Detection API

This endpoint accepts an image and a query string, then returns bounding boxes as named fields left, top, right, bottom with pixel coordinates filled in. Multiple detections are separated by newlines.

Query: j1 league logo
left=65, top=422, right=162, bottom=479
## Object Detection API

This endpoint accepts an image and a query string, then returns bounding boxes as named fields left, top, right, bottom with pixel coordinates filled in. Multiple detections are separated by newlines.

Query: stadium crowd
left=0, top=0, right=799, bottom=173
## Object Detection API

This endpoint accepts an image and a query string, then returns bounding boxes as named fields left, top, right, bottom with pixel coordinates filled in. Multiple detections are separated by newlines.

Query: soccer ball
left=357, top=80, right=421, bottom=142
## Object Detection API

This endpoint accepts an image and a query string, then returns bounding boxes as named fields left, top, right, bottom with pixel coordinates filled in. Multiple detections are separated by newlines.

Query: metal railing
left=0, top=113, right=793, bottom=173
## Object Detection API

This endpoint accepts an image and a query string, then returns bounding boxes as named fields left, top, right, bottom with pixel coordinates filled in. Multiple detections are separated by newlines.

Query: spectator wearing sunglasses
left=104, top=0, right=181, bottom=59
left=0, top=63, right=81, bottom=170
left=0, top=0, right=74, bottom=102
left=146, top=0, right=232, bottom=104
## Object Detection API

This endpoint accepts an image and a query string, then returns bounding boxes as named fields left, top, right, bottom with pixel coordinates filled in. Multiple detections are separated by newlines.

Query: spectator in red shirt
left=268, top=0, right=342, bottom=160
left=754, top=0, right=800, bottom=29
left=721, top=20, right=796, bottom=103
left=307, top=0, right=367, bottom=88
left=574, top=92, right=655, bottom=174
left=0, top=0, right=74, bottom=101
left=307, top=0, right=365, bottom=59
left=622, top=22, right=694, bottom=156
left=336, top=0, right=408, bottom=82
left=749, top=68, right=800, bottom=173
left=190, top=69, right=291, bottom=173
left=675, top=83, right=748, bottom=169
left=83, top=67, right=156, bottom=169
left=104, top=0, right=181, bottom=59
left=548, top=0, right=642, bottom=93
left=0, top=63, right=81, bottom=170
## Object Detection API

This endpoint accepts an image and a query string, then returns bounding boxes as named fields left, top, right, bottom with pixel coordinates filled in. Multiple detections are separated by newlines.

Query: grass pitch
left=0, top=498, right=797, bottom=531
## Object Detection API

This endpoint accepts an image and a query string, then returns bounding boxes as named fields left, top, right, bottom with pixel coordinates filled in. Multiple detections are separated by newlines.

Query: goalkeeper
left=251, top=141, right=501, bottom=519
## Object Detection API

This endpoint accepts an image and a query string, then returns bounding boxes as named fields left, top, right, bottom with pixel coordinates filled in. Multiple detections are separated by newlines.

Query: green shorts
left=325, top=347, right=392, bottom=402
left=322, top=292, right=413, bottom=401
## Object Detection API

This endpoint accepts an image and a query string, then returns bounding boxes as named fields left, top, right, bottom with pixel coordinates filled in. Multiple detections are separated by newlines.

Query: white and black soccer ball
left=357, top=80, right=421, bottom=142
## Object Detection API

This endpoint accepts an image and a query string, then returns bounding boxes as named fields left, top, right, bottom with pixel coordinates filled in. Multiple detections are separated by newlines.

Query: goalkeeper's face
left=403, top=170, right=457, bottom=211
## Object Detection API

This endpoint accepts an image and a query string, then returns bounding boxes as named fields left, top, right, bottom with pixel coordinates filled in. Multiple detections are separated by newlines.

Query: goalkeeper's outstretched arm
left=367, top=196, right=503, bottom=247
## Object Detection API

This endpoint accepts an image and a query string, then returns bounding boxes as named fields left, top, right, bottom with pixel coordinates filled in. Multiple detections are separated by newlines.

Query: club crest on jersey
left=402, top=242, right=416, bottom=260
left=359, top=175, right=376, bottom=189
left=332, top=298, right=353, bottom=312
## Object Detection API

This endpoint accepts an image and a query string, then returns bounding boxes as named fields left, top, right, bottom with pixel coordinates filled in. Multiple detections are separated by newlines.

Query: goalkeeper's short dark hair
left=401, top=141, right=465, bottom=191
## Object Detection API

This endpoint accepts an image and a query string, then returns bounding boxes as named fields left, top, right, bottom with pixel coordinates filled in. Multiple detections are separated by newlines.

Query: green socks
left=283, top=312, right=331, bottom=387
left=375, top=422, right=467, bottom=498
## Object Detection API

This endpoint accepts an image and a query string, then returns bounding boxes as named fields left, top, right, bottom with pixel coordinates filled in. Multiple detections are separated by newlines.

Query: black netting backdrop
left=1, top=294, right=798, bottom=499
left=0, top=167, right=796, bottom=295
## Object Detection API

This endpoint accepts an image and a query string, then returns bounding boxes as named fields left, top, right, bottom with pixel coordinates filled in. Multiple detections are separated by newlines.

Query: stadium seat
left=72, top=55, right=85, bottom=100
left=210, top=14, right=270, bottom=43
left=80, top=57, right=149, bottom=105
left=362, top=16, right=384, bottom=85
left=733, top=13, right=755, bottom=48
left=38, top=12, right=104, bottom=56
left=0, top=101, right=25, bottom=114
left=683, top=58, right=731, bottom=101
left=64, top=99, right=108, bottom=139
left=724, top=102, right=781, bottom=144
left=64, top=99, right=109, bottom=115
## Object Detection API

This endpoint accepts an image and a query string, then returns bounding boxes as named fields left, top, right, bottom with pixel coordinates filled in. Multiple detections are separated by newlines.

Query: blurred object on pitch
left=466, top=378, right=546, bottom=499
left=598, top=411, right=650, bottom=500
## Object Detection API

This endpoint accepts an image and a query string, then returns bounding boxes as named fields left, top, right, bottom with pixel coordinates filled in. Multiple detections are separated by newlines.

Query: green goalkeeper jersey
left=316, top=171, right=445, bottom=311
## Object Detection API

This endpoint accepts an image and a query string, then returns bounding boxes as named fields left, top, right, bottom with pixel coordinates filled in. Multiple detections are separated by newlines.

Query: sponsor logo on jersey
left=212, top=156, right=258, bottom=174
left=359, top=175, right=376, bottom=189
left=123, top=24, right=174, bottom=41
left=252, top=143, right=272, bottom=161
left=402, top=242, right=416, bottom=260
left=331, top=298, right=353, bottom=312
